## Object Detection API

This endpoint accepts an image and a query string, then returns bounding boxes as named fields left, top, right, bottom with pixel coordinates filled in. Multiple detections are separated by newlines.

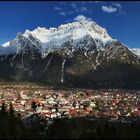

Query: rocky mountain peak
left=0, top=20, right=140, bottom=89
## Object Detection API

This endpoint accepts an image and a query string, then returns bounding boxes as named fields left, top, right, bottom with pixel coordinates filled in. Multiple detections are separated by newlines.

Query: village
left=0, top=83, right=140, bottom=126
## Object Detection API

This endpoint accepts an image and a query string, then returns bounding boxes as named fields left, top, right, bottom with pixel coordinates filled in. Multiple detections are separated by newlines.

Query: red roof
left=41, top=112, right=51, bottom=115
left=27, top=98, right=44, bottom=104
left=12, top=103, right=23, bottom=108
left=42, top=107, right=50, bottom=110
left=133, top=111, right=140, bottom=115
left=41, top=112, right=52, bottom=117
left=69, top=108, right=80, bottom=111
left=0, top=101, right=3, bottom=104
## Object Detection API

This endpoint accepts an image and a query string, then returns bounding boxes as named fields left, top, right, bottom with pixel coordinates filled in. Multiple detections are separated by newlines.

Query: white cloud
left=112, top=3, right=126, bottom=15
left=102, top=5, right=117, bottom=13
left=55, top=3, right=93, bottom=17
left=113, top=3, right=122, bottom=9
left=59, top=11, right=66, bottom=16
left=74, top=15, right=92, bottom=22
left=80, top=7, right=88, bottom=12
left=54, top=6, right=62, bottom=11
left=71, top=3, right=77, bottom=9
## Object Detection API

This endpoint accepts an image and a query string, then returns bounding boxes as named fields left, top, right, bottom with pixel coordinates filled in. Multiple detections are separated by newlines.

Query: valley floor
left=0, top=82, right=140, bottom=121
left=0, top=82, right=140, bottom=138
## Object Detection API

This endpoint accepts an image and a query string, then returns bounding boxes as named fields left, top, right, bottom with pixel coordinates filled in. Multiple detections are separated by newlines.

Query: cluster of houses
left=0, top=84, right=140, bottom=124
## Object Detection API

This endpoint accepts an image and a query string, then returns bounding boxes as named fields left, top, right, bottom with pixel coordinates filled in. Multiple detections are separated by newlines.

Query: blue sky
left=0, top=1, right=140, bottom=48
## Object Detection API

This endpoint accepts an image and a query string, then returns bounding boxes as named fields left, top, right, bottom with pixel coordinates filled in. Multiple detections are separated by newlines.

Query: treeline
left=46, top=117, right=140, bottom=139
left=0, top=103, right=140, bottom=139
left=0, top=102, right=45, bottom=139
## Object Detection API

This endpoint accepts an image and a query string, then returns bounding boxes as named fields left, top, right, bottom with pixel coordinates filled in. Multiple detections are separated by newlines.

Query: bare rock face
left=0, top=20, right=140, bottom=89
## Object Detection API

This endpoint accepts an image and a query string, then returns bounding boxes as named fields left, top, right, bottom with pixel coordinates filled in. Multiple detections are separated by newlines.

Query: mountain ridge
left=0, top=19, right=140, bottom=89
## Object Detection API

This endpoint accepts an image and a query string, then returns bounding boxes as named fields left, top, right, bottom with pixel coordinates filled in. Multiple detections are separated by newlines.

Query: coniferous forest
left=0, top=102, right=140, bottom=139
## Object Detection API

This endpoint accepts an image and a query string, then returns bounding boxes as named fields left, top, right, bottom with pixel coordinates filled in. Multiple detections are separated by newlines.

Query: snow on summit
left=1, top=18, right=114, bottom=56
left=129, top=48, right=140, bottom=57
left=2, top=41, right=10, bottom=47
left=23, top=20, right=113, bottom=46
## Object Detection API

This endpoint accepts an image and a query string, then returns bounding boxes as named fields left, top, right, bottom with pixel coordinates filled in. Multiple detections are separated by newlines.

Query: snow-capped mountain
left=1, top=20, right=114, bottom=57
left=0, top=19, right=140, bottom=89
left=2, top=41, right=10, bottom=47
left=129, top=48, right=140, bottom=57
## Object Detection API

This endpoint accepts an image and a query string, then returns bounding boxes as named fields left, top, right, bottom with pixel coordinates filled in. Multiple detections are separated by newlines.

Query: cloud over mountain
left=102, top=5, right=117, bottom=13
left=74, top=15, right=92, bottom=22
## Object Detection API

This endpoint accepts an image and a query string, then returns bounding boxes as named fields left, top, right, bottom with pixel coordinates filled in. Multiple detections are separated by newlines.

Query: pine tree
left=9, top=102, right=14, bottom=118
left=31, top=101, right=37, bottom=111
left=1, top=101, right=6, bottom=113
